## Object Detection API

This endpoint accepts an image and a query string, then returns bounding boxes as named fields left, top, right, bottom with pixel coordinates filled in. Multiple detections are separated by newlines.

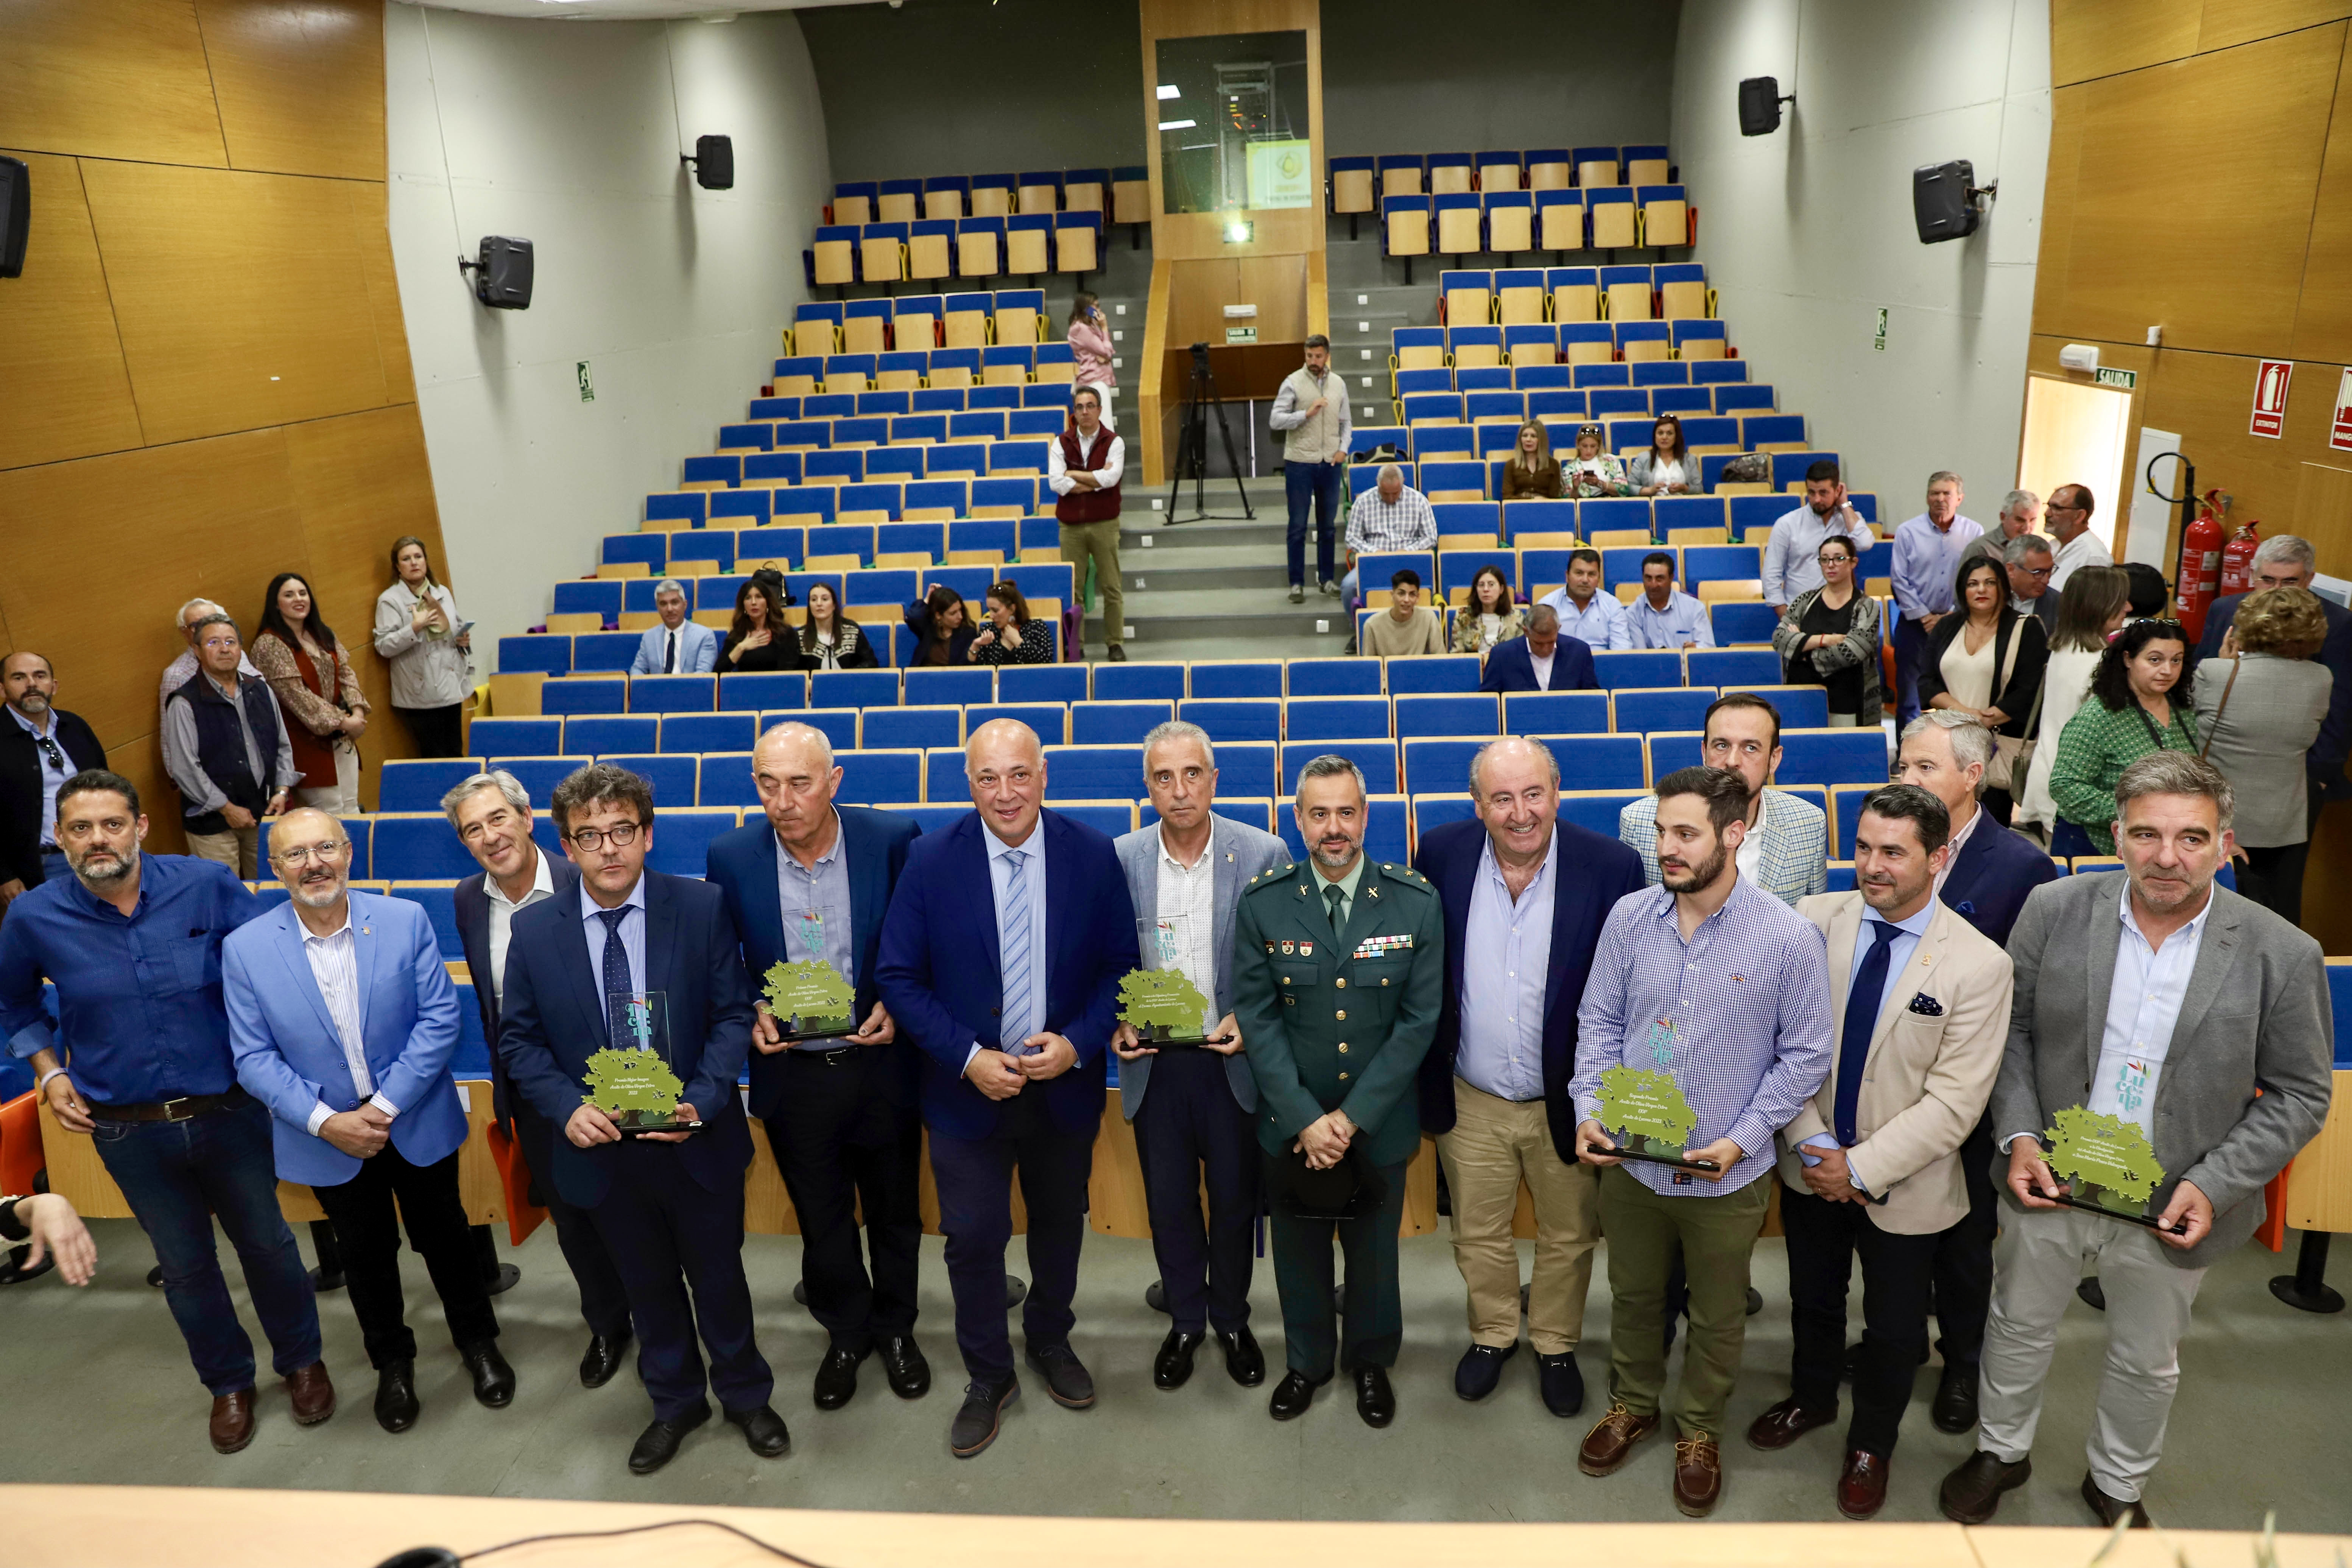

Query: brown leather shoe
left=285, top=1361, right=336, bottom=1426
left=2080, top=1472, right=2153, bottom=1529
left=1672, top=1434, right=1723, bottom=1517
left=1838, top=1450, right=1890, bottom=1520
left=209, top=1389, right=256, bottom=1454
left=1578, top=1403, right=1661, bottom=1476
left=1939, top=1449, right=2032, bottom=1524
left=1745, top=1395, right=1838, bottom=1451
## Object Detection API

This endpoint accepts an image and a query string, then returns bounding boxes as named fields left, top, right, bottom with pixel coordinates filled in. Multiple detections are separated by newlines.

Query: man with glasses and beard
left=0, top=771, right=332, bottom=1454
left=0, top=651, right=106, bottom=906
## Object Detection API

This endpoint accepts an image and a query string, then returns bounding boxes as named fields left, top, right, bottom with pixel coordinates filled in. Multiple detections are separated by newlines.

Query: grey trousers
left=1975, top=1203, right=2206, bottom=1503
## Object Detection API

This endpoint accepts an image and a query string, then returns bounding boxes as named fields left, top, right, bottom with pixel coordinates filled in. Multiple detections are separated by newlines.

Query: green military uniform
left=1234, top=855, right=1444, bottom=1379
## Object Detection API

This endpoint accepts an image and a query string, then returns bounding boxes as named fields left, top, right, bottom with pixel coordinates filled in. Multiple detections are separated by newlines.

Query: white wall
left=384, top=4, right=829, bottom=653
left=1670, top=0, right=2050, bottom=519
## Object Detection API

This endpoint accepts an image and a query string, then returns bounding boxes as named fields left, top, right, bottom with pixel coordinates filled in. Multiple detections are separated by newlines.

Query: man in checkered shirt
left=1338, top=465, right=1437, bottom=609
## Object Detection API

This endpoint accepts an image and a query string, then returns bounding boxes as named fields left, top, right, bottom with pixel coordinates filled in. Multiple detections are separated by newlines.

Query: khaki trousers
left=1436, top=1079, right=1600, bottom=1355
left=185, top=825, right=260, bottom=879
left=1059, top=517, right=1123, bottom=647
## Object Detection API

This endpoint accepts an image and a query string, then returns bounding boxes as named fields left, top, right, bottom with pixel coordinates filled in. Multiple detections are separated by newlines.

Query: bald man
left=876, top=720, right=1139, bottom=1457
left=707, top=723, right=929, bottom=1412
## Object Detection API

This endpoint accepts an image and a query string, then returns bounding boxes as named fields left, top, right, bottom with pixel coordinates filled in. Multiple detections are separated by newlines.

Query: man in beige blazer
left=1744, top=784, right=2012, bottom=1521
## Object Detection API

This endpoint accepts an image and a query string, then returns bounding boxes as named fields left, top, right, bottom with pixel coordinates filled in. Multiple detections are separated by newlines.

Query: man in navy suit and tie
left=707, top=722, right=928, bottom=1413
left=499, top=763, right=786, bottom=1475
left=1893, top=711, right=2060, bottom=1434
left=446, top=769, right=633, bottom=1390
left=1413, top=738, right=1645, bottom=1419
left=629, top=580, right=719, bottom=676
left=223, top=808, right=513, bottom=1434
left=875, top=719, right=1137, bottom=1458
left=1478, top=606, right=1600, bottom=693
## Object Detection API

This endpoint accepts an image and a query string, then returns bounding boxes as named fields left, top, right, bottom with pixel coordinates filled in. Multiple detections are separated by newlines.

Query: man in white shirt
left=631, top=581, right=719, bottom=676
left=1764, top=462, right=1874, bottom=611
left=1270, top=335, right=1352, bottom=602
left=1047, top=387, right=1128, bottom=662
left=1538, top=548, right=1632, bottom=650
left=2043, top=484, right=2113, bottom=591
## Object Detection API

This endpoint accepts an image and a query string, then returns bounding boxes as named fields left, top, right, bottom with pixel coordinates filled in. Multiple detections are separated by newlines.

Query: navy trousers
left=927, top=1103, right=1095, bottom=1387
left=1284, top=461, right=1342, bottom=588
left=1931, top=1110, right=1998, bottom=1367
left=1129, top=1053, right=1257, bottom=1335
left=762, top=1046, right=923, bottom=1353
left=1893, top=614, right=1932, bottom=727
left=586, top=1137, right=772, bottom=1422
left=1782, top=1185, right=1940, bottom=1457
left=516, top=1106, right=633, bottom=1341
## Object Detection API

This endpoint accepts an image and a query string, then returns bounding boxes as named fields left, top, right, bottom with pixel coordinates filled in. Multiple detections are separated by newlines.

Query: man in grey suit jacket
left=1111, top=721, right=1290, bottom=1394
left=1939, top=753, right=2333, bottom=1532
left=630, top=581, right=719, bottom=675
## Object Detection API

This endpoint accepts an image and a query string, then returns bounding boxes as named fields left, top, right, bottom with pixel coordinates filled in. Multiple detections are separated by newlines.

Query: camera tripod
left=1163, top=341, right=1255, bottom=523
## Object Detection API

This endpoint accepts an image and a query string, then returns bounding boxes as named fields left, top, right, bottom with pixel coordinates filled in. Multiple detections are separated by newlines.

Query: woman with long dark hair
left=1627, top=414, right=1693, bottom=497
left=719, top=578, right=808, bottom=672
left=2046, top=617, right=2198, bottom=855
left=1919, top=554, right=2048, bottom=822
left=904, top=585, right=978, bottom=665
left=969, top=582, right=1055, bottom=665
left=1772, top=533, right=1881, bottom=726
left=372, top=534, right=470, bottom=758
left=1452, top=563, right=1525, bottom=653
left=1067, top=290, right=1116, bottom=429
left=253, top=572, right=369, bottom=812
left=795, top=582, right=879, bottom=670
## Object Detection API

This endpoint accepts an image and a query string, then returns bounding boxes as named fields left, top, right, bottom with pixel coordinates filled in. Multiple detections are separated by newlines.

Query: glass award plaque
left=1595, top=1066, right=1718, bottom=1173
left=584, top=991, right=701, bottom=1137
left=1118, top=916, right=1231, bottom=1049
left=2036, top=1106, right=2184, bottom=1234
left=763, top=958, right=859, bottom=1043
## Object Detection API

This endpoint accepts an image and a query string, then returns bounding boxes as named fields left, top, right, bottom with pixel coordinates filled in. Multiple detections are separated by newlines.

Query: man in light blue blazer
left=224, top=807, right=512, bottom=1435
left=1111, top=721, right=1289, bottom=1394
left=629, top=579, right=719, bottom=675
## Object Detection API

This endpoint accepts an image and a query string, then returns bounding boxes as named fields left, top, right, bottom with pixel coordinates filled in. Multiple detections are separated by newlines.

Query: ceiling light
left=1158, top=119, right=1196, bottom=131
left=1157, top=84, right=1180, bottom=100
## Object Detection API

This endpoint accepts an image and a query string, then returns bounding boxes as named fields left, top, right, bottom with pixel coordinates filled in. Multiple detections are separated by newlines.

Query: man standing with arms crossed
left=1048, top=386, right=1128, bottom=663
left=1271, top=334, right=1351, bottom=604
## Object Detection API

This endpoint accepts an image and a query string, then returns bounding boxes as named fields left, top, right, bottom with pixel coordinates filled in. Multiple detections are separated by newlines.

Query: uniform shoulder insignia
left=1382, top=864, right=1431, bottom=889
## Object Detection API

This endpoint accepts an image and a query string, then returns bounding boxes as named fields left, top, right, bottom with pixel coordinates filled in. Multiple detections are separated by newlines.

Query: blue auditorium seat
left=498, top=635, right=572, bottom=676
left=541, top=677, right=627, bottom=716
left=660, top=713, right=757, bottom=754
left=562, top=716, right=658, bottom=757
left=485, top=757, right=574, bottom=808
left=697, top=755, right=760, bottom=809
left=601, top=754, right=696, bottom=808
left=1393, top=694, right=1499, bottom=738
left=1410, top=794, right=1478, bottom=839
left=1383, top=655, right=1482, bottom=695
left=1288, top=659, right=1383, bottom=698
left=388, top=881, right=464, bottom=961
left=571, top=632, right=641, bottom=674
left=370, top=815, right=481, bottom=880
left=922, top=749, right=967, bottom=804
left=1189, top=662, right=1282, bottom=699
left=1830, top=784, right=1876, bottom=860
left=811, top=671, right=899, bottom=709
left=377, top=759, right=482, bottom=814
left=897, top=804, right=977, bottom=835
left=1775, top=730, right=1891, bottom=786
left=997, top=665, right=1088, bottom=705
left=1040, top=746, right=1139, bottom=802
left=1711, top=603, right=1781, bottom=645
left=720, top=673, right=807, bottom=711
left=552, top=581, right=624, bottom=620
left=2329, top=961, right=2352, bottom=1067
left=1072, top=701, right=1172, bottom=745
left=1687, top=649, right=1783, bottom=689
left=1613, top=689, right=1715, bottom=734
left=903, top=668, right=993, bottom=707
left=1179, top=700, right=1281, bottom=744
left=964, top=703, right=1068, bottom=745
left=1056, top=802, right=1135, bottom=838
left=469, top=717, right=562, bottom=757
left=1281, top=741, right=1398, bottom=796
left=1590, top=651, right=1683, bottom=690
left=1558, top=789, right=1646, bottom=838
left=646, top=809, right=739, bottom=877
left=1092, top=662, right=1186, bottom=702
left=451, top=981, right=490, bottom=1078
left=630, top=674, right=719, bottom=714
left=861, top=707, right=962, bottom=751
left=835, top=751, right=924, bottom=805
left=1644, top=731, right=1702, bottom=779
left=1554, top=736, right=1646, bottom=791
left=1286, top=698, right=1392, bottom=742
left=1748, top=686, right=1830, bottom=729
left=1502, top=691, right=1609, bottom=737
left=782, top=708, right=858, bottom=752
left=1401, top=739, right=1486, bottom=794
left=1214, top=743, right=1279, bottom=802
left=1827, top=862, right=1857, bottom=894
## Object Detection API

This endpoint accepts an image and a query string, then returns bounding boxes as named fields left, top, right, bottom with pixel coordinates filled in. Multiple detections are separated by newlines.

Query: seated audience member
left=2193, top=585, right=2332, bottom=922
left=1764, top=462, right=1872, bottom=612
left=1538, top=548, right=1632, bottom=650
left=1478, top=604, right=1597, bottom=692
left=160, top=598, right=260, bottom=730
left=163, top=615, right=294, bottom=879
left=1453, top=564, right=1525, bottom=654
left=1890, top=472, right=1983, bottom=726
left=1959, top=489, right=2040, bottom=573
left=1627, top=415, right=1695, bottom=497
left=1340, top=464, right=1438, bottom=607
left=970, top=581, right=1056, bottom=665
left=0, top=1190, right=96, bottom=1288
left=1919, top=557, right=2047, bottom=825
left=374, top=536, right=471, bottom=760
left=1, top=652, right=107, bottom=903
left=1565, top=425, right=1630, bottom=499
left=2046, top=617, right=2197, bottom=856
left=1619, top=693, right=1828, bottom=905
left=1362, top=570, right=1449, bottom=659
left=1501, top=420, right=1564, bottom=500
left=796, top=582, right=880, bottom=670
left=2192, top=533, right=2352, bottom=848
left=2042, top=484, right=2112, bottom=591
left=720, top=577, right=805, bottom=673
left=2004, top=534, right=2060, bottom=636
left=905, top=585, right=978, bottom=666
left=632, top=580, right=719, bottom=675
left=1773, top=534, right=1881, bottom=726
left=1625, top=552, right=1716, bottom=651
left=2017, top=566, right=2131, bottom=835
left=251, top=573, right=368, bottom=815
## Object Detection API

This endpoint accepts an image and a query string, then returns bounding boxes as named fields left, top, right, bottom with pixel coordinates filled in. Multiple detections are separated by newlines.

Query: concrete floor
left=4, top=1216, right=2347, bottom=1534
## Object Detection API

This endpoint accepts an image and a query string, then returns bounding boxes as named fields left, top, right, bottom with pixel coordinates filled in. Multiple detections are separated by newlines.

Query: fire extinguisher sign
left=2331, top=366, right=2352, bottom=453
left=2249, top=358, right=2293, bottom=439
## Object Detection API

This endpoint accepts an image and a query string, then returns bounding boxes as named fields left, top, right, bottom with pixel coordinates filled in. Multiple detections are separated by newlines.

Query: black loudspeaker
left=469, top=236, right=533, bottom=308
left=1738, top=77, right=1784, bottom=137
left=0, top=156, right=28, bottom=280
left=690, top=134, right=734, bottom=190
left=1913, top=160, right=1981, bottom=243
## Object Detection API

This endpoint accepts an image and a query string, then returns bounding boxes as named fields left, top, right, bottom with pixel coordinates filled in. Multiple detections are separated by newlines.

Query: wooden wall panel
left=0, top=151, right=146, bottom=470
left=2294, top=40, right=2352, bottom=361
left=350, top=181, right=417, bottom=404
left=2030, top=90, right=2084, bottom=339
left=0, top=0, right=228, bottom=166
left=2198, top=0, right=2352, bottom=52
left=2051, top=0, right=2202, bottom=84
left=196, top=0, right=388, bottom=181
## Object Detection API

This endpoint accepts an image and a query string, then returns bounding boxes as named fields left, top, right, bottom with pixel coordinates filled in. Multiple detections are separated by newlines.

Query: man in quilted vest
left=1048, top=387, right=1126, bottom=663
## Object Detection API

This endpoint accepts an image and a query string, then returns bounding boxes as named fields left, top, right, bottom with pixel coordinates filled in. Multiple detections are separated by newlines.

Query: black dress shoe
left=628, top=1404, right=710, bottom=1475
left=1353, top=1365, right=1395, bottom=1428
left=306, top=1264, right=343, bottom=1293
left=579, top=1331, right=631, bottom=1389
left=950, top=1379, right=1018, bottom=1457
left=373, top=1361, right=421, bottom=1434
left=1023, top=1343, right=1096, bottom=1409
left=2080, top=1471, right=2152, bottom=1529
left=461, top=1342, right=516, bottom=1408
left=1536, top=1351, right=1585, bottom=1417
left=878, top=1334, right=930, bottom=1399
left=1268, top=1369, right=1329, bottom=1420
left=1454, top=1342, right=1516, bottom=1401
left=1939, top=1450, right=2032, bottom=1524
left=2078, top=1277, right=2106, bottom=1311
left=726, top=1403, right=791, bottom=1457
left=1217, top=1326, right=1265, bottom=1387
left=484, top=1261, right=522, bottom=1297
left=813, top=1345, right=865, bottom=1411
left=1931, top=1361, right=1979, bottom=1434
left=1154, top=1329, right=1204, bottom=1390
left=1107, top=645, right=1128, bottom=662
left=148, top=1264, right=167, bottom=1288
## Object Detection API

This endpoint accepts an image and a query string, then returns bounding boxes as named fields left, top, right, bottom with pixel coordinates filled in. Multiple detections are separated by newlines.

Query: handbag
left=1980, top=620, right=2036, bottom=793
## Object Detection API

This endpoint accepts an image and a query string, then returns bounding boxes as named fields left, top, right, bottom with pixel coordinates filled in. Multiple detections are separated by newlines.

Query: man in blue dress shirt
left=0, top=770, right=331, bottom=1455
left=1536, top=548, right=1633, bottom=651
left=629, top=580, right=719, bottom=676
left=1890, top=473, right=1984, bottom=727
left=1624, top=553, right=1716, bottom=651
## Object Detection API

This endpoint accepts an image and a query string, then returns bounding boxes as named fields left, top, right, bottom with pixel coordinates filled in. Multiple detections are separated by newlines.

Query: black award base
left=773, top=1020, right=860, bottom=1046
left=616, top=1116, right=706, bottom=1140
left=1139, top=1030, right=1237, bottom=1052
left=2032, top=1188, right=2187, bottom=1236
left=1610, top=1145, right=1720, bottom=1175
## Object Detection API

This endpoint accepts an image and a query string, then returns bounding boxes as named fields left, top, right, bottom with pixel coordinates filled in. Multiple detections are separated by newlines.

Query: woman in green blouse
left=2046, top=617, right=2198, bottom=856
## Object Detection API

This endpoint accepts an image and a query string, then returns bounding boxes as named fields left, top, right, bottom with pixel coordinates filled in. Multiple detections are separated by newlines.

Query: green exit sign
left=2095, top=366, right=2137, bottom=390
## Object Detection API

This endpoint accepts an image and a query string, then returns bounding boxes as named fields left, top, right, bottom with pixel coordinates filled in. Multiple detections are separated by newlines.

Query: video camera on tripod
left=1164, top=341, right=1255, bottom=523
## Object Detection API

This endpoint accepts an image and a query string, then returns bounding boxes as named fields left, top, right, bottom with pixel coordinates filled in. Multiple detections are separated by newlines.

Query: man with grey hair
left=1338, top=461, right=1438, bottom=609
left=630, top=579, right=718, bottom=675
left=1411, top=737, right=1644, bottom=1417
left=1480, top=602, right=1601, bottom=692
left=1960, top=490, right=2042, bottom=573
left=1892, top=473, right=1983, bottom=726
left=2192, top=532, right=2352, bottom=846
left=1941, top=751, right=2332, bottom=1530
left=2042, top=484, right=2112, bottom=591
left=1112, top=721, right=1288, bottom=1392
left=1234, top=754, right=1444, bottom=1427
left=2002, top=534, right=2060, bottom=636
left=163, top=615, right=294, bottom=878
left=161, top=597, right=260, bottom=730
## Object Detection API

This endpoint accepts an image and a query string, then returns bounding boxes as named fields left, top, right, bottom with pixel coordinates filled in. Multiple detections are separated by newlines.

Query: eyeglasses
left=566, top=822, right=643, bottom=851
left=1815, top=551, right=1854, bottom=564
left=272, top=842, right=346, bottom=867
left=35, top=734, right=65, bottom=771
left=200, top=637, right=240, bottom=651
left=2017, top=565, right=2052, bottom=580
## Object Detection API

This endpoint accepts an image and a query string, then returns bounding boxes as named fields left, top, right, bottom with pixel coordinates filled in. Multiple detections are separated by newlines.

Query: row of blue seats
left=1336, top=474, right=1883, bottom=530
left=1389, top=320, right=1727, bottom=363
left=1391, top=404, right=1801, bottom=455
left=808, top=214, right=1099, bottom=289
left=742, top=386, right=1069, bottom=422
left=693, top=447, right=1064, bottom=490
left=646, top=487, right=1059, bottom=532
left=1346, top=450, right=1843, bottom=497
left=769, top=346, right=1075, bottom=393
left=1384, top=352, right=1753, bottom=388
left=576, top=559, right=1068, bottom=607
left=1435, top=264, right=1706, bottom=316
left=786, top=291, right=1044, bottom=353
left=1382, top=188, right=1690, bottom=254
left=1365, top=381, right=1773, bottom=419
left=829, top=171, right=1135, bottom=221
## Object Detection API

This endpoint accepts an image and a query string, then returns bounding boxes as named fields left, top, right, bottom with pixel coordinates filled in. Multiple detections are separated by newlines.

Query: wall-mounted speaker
left=1913, top=160, right=1983, bottom=243
left=0, top=156, right=29, bottom=280
left=688, top=134, right=734, bottom=191
left=1738, top=77, right=1785, bottom=137
left=459, top=236, right=533, bottom=309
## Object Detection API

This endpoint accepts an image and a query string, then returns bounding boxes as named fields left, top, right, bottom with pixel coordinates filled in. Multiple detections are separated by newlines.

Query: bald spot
left=755, top=721, right=835, bottom=772
left=966, top=718, right=1043, bottom=773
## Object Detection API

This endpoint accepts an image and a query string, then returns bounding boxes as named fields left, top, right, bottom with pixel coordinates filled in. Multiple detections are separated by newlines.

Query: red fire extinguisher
left=2174, top=489, right=2224, bottom=643
left=2220, top=513, right=2262, bottom=600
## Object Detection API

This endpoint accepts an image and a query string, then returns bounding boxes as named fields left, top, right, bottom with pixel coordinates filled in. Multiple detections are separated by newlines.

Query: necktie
left=998, top=850, right=1033, bottom=1052
left=1324, top=883, right=1346, bottom=938
left=1835, top=920, right=1903, bottom=1147
left=597, top=907, right=634, bottom=1031
left=663, top=630, right=676, bottom=674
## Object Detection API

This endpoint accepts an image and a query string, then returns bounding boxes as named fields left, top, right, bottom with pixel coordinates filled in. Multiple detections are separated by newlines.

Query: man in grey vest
left=1270, top=334, right=1352, bottom=604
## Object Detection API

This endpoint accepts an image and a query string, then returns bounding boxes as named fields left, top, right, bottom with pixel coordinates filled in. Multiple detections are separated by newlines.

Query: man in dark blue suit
left=1894, top=712, right=2061, bottom=1435
left=875, top=719, right=1137, bottom=1458
left=447, top=769, right=633, bottom=1390
left=1477, top=606, right=1600, bottom=693
left=707, top=722, right=928, bottom=1413
left=1413, top=738, right=1645, bottom=1420
left=498, top=763, right=786, bottom=1476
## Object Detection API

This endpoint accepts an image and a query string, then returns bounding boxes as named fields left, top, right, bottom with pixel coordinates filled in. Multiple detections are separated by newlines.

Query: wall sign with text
left=2250, top=358, right=2292, bottom=439
left=2332, top=367, right=2352, bottom=454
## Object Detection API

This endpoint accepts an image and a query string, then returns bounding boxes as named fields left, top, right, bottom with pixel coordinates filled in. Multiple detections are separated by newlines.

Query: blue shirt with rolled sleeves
left=1891, top=513, right=1984, bottom=622
left=1624, top=590, right=1716, bottom=650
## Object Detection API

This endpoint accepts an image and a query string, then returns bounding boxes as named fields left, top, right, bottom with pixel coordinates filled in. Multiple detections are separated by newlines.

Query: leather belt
left=89, top=1087, right=251, bottom=1123
left=786, top=1045, right=859, bottom=1067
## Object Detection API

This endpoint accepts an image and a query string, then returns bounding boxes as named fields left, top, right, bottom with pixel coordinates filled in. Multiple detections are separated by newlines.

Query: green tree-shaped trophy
left=763, top=959, right=859, bottom=1043
left=2037, top=1106, right=2182, bottom=1233
left=1119, top=916, right=1231, bottom=1048
left=583, top=990, right=701, bottom=1136
left=1595, top=1065, right=1718, bottom=1172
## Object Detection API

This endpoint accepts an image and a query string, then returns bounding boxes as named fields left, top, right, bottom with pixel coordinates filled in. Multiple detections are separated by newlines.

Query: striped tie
left=999, top=849, right=1033, bottom=1052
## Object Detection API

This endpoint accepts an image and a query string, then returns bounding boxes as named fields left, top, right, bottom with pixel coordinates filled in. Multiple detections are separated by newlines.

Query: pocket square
left=1907, top=992, right=1944, bottom=1017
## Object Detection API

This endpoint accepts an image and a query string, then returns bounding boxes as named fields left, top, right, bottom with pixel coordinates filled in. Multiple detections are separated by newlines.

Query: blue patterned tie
left=998, top=850, right=1033, bottom=1052
left=597, top=907, right=634, bottom=1032
left=1835, top=920, right=1902, bottom=1147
